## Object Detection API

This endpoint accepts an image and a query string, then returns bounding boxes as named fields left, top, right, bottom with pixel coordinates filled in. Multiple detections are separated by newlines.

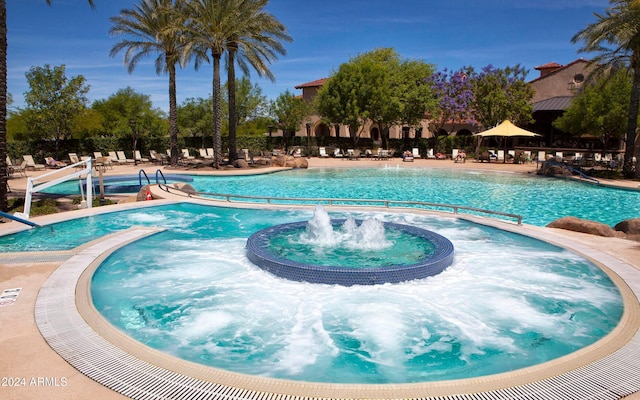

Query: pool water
left=189, top=167, right=640, bottom=226
left=80, top=204, right=624, bottom=384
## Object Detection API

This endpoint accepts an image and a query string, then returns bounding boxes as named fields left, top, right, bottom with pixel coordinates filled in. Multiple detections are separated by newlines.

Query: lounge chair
left=402, top=150, right=414, bottom=162
left=6, top=156, right=27, bottom=177
left=45, top=157, right=67, bottom=168
left=93, top=152, right=113, bottom=170
left=199, top=148, right=213, bottom=159
left=182, top=148, right=195, bottom=160
left=348, top=149, right=361, bottom=160
left=333, top=148, right=344, bottom=158
left=412, top=148, right=422, bottom=159
left=206, top=148, right=214, bottom=158
left=107, top=151, right=124, bottom=165
left=116, top=151, right=134, bottom=164
left=134, top=150, right=149, bottom=163
left=22, top=155, right=45, bottom=170
left=318, top=147, right=329, bottom=158
left=425, top=148, right=436, bottom=159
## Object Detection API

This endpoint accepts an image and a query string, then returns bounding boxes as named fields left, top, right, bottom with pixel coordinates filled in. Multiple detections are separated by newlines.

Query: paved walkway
left=1, top=156, right=639, bottom=399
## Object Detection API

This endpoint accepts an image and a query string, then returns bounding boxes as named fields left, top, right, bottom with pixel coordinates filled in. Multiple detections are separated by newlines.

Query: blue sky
left=7, top=0, right=610, bottom=113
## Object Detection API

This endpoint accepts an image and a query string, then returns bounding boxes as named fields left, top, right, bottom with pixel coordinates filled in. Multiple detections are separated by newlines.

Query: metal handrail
left=138, top=169, right=150, bottom=187
left=155, top=169, right=167, bottom=184
left=158, top=183, right=523, bottom=225
left=546, top=160, right=600, bottom=184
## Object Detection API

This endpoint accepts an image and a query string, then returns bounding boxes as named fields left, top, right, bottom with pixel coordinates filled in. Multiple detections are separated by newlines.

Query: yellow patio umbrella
left=473, top=120, right=541, bottom=162
left=473, top=120, right=541, bottom=138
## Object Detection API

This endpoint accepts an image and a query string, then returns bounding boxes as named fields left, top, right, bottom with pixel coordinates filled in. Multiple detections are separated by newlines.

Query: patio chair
left=182, top=148, right=195, bottom=160
left=318, top=147, right=329, bottom=158
left=45, top=157, right=67, bottom=168
left=134, top=150, right=149, bottom=163
left=425, top=148, right=436, bottom=159
left=6, top=156, right=27, bottom=177
left=93, top=152, right=113, bottom=169
left=22, top=155, right=45, bottom=170
left=116, top=151, right=134, bottom=164
left=412, top=148, right=422, bottom=159
left=199, top=148, right=213, bottom=159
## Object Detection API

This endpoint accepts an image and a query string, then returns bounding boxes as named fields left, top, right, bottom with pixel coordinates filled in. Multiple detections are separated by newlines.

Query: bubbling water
left=300, top=205, right=392, bottom=250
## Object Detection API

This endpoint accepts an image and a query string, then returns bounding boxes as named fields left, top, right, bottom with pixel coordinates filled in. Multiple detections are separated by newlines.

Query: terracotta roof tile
left=534, top=62, right=563, bottom=70
left=294, top=78, right=328, bottom=89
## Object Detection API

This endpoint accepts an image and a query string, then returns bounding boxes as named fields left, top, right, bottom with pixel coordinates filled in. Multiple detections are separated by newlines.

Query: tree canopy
left=23, top=64, right=90, bottom=156
left=553, top=69, right=631, bottom=149
left=316, top=48, right=436, bottom=147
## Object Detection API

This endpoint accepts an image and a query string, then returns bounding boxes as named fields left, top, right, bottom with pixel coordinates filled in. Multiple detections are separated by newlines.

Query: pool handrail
left=158, top=183, right=524, bottom=225
left=138, top=169, right=151, bottom=187
left=155, top=169, right=167, bottom=184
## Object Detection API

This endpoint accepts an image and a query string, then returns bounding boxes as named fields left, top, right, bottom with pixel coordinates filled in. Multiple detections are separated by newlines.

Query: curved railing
left=158, top=183, right=523, bottom=225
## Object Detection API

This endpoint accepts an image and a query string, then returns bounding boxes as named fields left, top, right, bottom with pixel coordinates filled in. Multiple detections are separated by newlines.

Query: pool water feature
left=246, top=205, right=454, bottom=285
left=82, top=203, right=623, bottom=384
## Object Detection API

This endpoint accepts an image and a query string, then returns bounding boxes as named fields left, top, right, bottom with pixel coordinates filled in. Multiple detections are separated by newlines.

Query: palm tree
left=186, top=0, right=291, bottom=168
left=225, top=0, right=291, bottom=162
left=0, top=0, right=94, bottom=212
left=110, top=0, right=189, bottom=166
left=573, top=0, right=640, bottom=178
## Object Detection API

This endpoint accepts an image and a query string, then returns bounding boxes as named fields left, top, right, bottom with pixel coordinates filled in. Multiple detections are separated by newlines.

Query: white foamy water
left=91, top=207, right=623, bottom=384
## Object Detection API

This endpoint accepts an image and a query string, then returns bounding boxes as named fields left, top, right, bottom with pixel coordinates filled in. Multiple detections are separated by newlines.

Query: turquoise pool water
left=188, top=167, right=639, bottom=226
left=85, top=204, right=622, bottom=384
left=41, top=167, right=640, bottom=227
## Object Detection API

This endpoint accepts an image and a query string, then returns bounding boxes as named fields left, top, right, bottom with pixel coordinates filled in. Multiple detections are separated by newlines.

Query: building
left=528, top=59, right=592, bottom=146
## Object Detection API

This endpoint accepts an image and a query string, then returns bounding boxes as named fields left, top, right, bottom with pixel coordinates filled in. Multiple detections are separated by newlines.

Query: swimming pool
left=185, top=167, right=638, bottom=227
left=42, top=173, right=193, bottom=194
left=84, top=204, right=622, bottom=384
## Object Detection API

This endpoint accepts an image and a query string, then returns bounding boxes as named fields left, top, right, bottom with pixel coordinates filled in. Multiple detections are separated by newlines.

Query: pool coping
left=32, top=202, right=640, bottom=399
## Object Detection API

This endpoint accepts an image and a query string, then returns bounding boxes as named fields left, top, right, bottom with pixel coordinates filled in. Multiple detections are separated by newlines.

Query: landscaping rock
left=614, top=218, right=640, bottom=235
left=233, top=159, right=249, bottom=168
left=172, top=182, right=197, bottom=194
left=547, top=216, right=617, bottom=237
left=294, top=158, right=309, bottom=169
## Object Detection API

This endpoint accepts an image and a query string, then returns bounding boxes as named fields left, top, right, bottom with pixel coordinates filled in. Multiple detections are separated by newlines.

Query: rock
left=547, top=216, right=617, bottom=237
left=285, top=158, right=297, bottom=168
left=233, top=159, right=249, bottom=168
left=172, top=182, right=197, bottom=194
left=255, top=158, right=272, bottom=166
left=538, top=162, right=571, bottom=177
left=136, top=185, right=153, bottom=201
left=614, top=219, right=640, bottom=235
left=272, top=155, right=287, bottom=167
left=294, top=158, right=309, bottom=168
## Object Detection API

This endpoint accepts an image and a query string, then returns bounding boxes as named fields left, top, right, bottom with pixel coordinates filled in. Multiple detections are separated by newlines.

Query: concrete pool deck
left=1, top=157, right=640, bottom=399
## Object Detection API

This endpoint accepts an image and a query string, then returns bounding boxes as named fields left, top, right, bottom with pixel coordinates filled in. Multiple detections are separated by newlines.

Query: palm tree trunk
left=0, top=0, right=7, bottom=212
left=227, top=48, right=237, bottom=162
left=625, top=62, right=640, bottom=178
left=169, top=64, right=179, bottom=166
left=212, top=52, right=222, bottom=169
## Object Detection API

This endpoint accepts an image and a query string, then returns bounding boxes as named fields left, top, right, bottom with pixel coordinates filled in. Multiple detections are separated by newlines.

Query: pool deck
left=1, top=157, right=640, bottom=399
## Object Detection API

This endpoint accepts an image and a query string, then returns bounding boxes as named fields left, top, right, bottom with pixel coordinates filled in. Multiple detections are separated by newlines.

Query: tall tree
left=187, top=0, right=290, bottom=168
left=224, top=0, right=290, bottom=161
left=270, top=89, right=312, bottom=151
left=468, top=64, right=534, bottom=130
left=23, top=64, right=90, bottom=157
left=110, top=0, right=189, bottom=166
left=553, top=69, right=631, bottom=150
left=426, top=68, right=475, bottom=151
left=0, top=0, right=94, bottom=211
left=572, top=0, right=640, bottom=178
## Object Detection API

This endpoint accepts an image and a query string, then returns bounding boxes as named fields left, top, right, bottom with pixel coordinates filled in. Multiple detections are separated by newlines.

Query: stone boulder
left=294, top=157, right=309, bottom=169
left=255, top=158, right=272, bottom=166
left=233, top=159, right=249, bottom=169
left=272, top=155, right=287, bottom=167
left=538, top=162, right=571, bottom=177
left=546, top=216, right=617, bottom=237
left=136, top=184, right=154, bottom=201
left=284, top=158, right=298, bottom=168
left=172, top=182, right=197, bottom=194
left=614, top=218, right=640, bottom=235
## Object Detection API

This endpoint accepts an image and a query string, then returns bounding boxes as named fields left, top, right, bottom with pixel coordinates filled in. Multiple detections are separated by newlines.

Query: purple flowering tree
left=425, top=68, right=475, bottom=152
